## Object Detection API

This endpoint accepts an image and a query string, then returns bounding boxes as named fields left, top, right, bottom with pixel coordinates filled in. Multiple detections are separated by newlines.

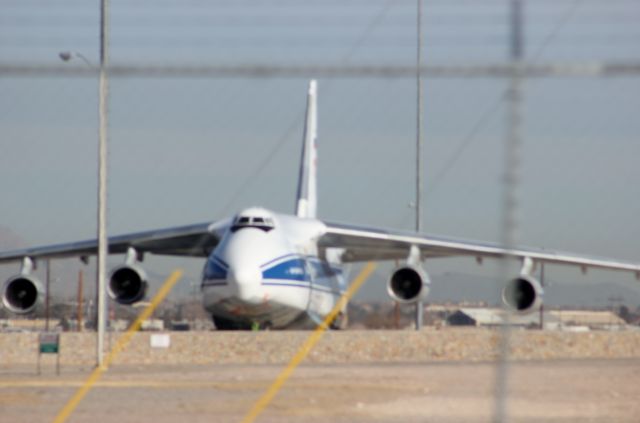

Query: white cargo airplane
left=1, top=81, right=639, bottom=329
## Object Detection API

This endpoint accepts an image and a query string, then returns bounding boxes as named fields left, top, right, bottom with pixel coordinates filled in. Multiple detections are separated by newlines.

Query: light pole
left=58, top=48, right=108, bottom=368
left=96, top=0, right=110, bottom=369
left=59, top=46, right=109, bottom=367
left=57, top=0, right=109, bottom=370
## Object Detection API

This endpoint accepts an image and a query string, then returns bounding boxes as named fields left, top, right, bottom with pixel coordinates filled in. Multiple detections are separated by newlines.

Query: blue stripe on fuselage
left=203, top=253, right=343, bottom=286
left=262, top=258, right=309, bottom=282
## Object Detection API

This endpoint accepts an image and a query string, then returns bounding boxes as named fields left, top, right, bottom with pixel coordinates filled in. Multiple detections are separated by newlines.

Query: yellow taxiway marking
left=240, top=262, right=378, bottom=423
left=52, top=269, right=183, bottom=423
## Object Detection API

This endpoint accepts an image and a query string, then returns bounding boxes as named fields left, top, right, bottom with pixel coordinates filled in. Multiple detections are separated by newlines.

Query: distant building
left=447, top=310, right=482, bottom=326
left=553, top=310, right=626, bottom=330
left=1, top=318, right=62, bottom=332
left=446, top=308, right=551, bottom=328
left=446, top=308, right=626, bottom=331
left=108, top=319, right=130, bottom=332
left=140, top=319, right=164, bottom=331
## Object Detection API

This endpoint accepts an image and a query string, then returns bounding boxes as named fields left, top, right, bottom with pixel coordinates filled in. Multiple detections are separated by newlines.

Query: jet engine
left=502, top=274, right=543, bottom=314
left=108, top=264, right=148, bottom=305
left=387, top=266, right=430, bottom=303
left=2, top=274, right=43, bottom=314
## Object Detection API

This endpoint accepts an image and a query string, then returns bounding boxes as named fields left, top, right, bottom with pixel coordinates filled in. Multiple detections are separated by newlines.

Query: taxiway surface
left=1, top=359, right=639, bottom=422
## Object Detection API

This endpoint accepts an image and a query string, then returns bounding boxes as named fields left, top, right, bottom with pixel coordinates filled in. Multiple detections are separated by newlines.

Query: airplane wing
left=319, top=221, right=640, bottom=276
left=0, top=219, right=230, bottom=265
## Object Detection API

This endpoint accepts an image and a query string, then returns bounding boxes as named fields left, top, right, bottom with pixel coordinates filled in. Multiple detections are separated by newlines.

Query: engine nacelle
left=502, top=275, right=543, bottom=314
left=2, top=274, right=43, bottom=314
left=387, top=266, right=430, bottom=303
left=108, top=264, right=148, bottom=305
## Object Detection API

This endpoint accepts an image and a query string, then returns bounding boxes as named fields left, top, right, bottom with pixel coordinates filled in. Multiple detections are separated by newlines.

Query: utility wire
left=423, top=0, right=585, bottom=201
left=395, top=0, right=586, bottom=228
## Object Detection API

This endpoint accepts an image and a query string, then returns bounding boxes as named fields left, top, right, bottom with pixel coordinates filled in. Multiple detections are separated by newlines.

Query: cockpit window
left=231, top=214, right=275, bottom=232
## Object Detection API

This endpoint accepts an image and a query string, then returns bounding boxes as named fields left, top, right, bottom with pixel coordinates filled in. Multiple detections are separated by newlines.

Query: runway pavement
left=1, top=359, right=639, bottom=422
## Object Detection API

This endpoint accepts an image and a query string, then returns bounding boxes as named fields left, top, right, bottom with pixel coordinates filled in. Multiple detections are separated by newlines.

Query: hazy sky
left=1, top=0, right=639, bottom=302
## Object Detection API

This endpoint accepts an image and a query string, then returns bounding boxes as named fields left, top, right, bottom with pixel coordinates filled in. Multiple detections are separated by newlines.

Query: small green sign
left=39, top=333, right=60, bottom=354
left=40, top=344, right=59, bottom=354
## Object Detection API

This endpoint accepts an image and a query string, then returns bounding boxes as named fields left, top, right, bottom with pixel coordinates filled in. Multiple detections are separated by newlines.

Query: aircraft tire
left=212, top=315, right=252, bottom=330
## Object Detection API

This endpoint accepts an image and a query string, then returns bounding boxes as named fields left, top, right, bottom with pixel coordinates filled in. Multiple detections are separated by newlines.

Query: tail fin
left=295, top=80, right=318, bottom=218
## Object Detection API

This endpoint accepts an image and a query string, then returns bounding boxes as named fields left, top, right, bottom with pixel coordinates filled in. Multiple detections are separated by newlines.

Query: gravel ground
left=1, top=359, right=639, bottom=423
left=1, top=329, right=639, bottom=366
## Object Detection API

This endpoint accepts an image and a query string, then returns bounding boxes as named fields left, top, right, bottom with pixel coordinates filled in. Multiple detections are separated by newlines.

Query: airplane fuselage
left=200, top=208, right=346, bottom=329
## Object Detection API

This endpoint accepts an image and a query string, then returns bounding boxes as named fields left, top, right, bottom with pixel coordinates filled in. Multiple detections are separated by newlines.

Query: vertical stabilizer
left=295, top=80, right=318, bottom=218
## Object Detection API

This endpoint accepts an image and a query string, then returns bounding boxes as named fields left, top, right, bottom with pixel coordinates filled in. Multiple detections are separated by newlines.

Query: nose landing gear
left=212, top=315, right=274, bottom=331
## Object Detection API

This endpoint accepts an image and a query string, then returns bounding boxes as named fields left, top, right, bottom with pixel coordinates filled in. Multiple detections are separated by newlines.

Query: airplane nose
left=227, top=265, right=263, bottom=304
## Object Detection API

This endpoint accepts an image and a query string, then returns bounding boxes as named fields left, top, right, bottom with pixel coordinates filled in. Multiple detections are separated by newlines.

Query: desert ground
left=1, top=359, right=639, bottom=423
